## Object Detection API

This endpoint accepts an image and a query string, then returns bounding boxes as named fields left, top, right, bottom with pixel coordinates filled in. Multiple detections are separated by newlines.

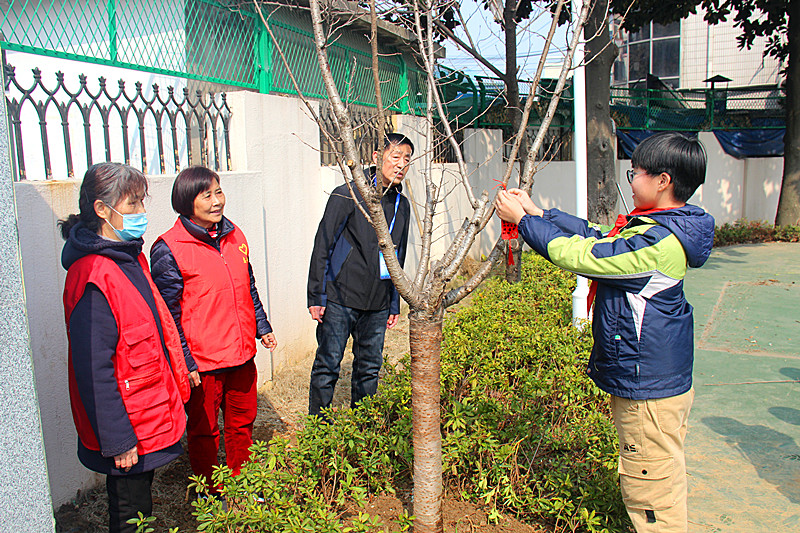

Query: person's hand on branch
left=504, top=189, right=543, bottom=217
left=495, top=191, right=527, bottom=224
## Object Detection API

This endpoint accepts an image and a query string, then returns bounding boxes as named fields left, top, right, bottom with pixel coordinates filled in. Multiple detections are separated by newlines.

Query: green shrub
left=714, top=219, right=800, bottom=247
left=439, top=253, right=625, bottom=532
left=190, top=252, right=627, bottom=532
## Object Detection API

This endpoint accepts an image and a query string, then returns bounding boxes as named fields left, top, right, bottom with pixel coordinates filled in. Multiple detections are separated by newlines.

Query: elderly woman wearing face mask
left=60, top=162, right=190, bottom=533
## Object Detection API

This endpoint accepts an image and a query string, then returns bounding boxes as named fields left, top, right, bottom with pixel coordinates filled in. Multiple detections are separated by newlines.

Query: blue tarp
left=617, top=129, right=784, bottom=159
left=713, top=129, right=785, bottom=159
left=617, top=130, right=698, bottom=159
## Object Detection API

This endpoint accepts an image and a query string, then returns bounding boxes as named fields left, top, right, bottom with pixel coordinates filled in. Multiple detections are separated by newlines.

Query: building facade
left=612, top=11, right=784, bottom=90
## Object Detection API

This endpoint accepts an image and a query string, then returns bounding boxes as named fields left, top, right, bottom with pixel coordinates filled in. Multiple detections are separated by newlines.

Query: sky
left=438, top=0, right=573, bottom=81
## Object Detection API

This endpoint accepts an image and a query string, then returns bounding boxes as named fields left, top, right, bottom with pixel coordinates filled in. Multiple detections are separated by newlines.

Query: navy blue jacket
left=62, top=223, right=182, bottom=475
left=150, top=216, right=271, bottom=373
left=307, top=181, right=410, bottom=315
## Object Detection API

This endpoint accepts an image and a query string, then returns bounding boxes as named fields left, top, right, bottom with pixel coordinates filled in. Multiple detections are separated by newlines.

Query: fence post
left=0, top=62, right=55, bottom=531
left=107, top=0, right=117, bottom=62
left=398, top=56, right=411, bottom=114
left=707, top=88, right=715, bottom=128
left=255, top=17, right=273, bottom=94
left=476, top=77, right=486, bottom=128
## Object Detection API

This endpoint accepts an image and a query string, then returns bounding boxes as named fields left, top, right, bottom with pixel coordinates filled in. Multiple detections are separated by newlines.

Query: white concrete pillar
left=0, top=65, right=56, bottom=531
left=572, top=4, right=590, bottom=328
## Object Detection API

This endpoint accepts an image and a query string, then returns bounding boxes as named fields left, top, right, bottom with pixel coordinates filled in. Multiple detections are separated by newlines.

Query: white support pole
left=571, top=1, right=590, bottom=328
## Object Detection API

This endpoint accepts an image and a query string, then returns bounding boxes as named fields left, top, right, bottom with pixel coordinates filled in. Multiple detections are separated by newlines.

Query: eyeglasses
left=626, top=169, right=637, bottom=184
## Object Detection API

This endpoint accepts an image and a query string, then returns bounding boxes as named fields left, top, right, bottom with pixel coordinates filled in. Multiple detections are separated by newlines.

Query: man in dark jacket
left=307, top=133, right=413, bottom=417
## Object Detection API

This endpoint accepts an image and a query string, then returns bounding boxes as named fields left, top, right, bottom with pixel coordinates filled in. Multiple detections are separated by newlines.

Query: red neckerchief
left=586, top=206, right=681, bottom=314
left=208, top=223, right=219, bottom=239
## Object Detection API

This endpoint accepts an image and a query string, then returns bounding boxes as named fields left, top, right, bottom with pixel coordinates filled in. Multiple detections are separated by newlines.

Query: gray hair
left=59, top=163, right=148, bottom=239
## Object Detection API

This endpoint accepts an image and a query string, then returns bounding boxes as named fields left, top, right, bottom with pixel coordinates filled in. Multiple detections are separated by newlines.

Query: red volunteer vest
left=157, top=219, right=257, bottom=372
left=63, top=253, right=191, bottom=455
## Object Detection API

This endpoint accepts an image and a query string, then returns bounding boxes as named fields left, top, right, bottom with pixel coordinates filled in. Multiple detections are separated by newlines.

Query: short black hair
left=631, top=132, right=706, bottom=203
left=381, top=133, right=414, bottom=155
left=171, top=166, right=220, bottom=217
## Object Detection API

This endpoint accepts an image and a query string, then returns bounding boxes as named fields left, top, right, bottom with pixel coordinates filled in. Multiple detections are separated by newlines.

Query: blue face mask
left=105, top=204, right=148, bottom=241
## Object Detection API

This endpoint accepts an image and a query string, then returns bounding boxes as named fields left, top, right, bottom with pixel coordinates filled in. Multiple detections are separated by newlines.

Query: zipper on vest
left=199, top=239, right=247, bottom=356
left=218, top=246, right=246, bottom=353
left=124, top=379, right=130, bottom=391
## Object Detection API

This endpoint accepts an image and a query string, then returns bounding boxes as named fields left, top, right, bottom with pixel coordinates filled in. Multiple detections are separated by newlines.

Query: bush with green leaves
left=438, top=253, right=625, bottom=532
left=186, top=252, right=626, bottom=532
left=714, top=219, right=800, bottom=247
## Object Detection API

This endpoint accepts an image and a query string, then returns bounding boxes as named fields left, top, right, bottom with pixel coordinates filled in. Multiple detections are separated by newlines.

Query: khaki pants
left=611, top=388, right=694, bottom=533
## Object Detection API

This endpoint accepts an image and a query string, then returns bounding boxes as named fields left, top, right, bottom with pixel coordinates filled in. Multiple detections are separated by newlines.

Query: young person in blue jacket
left=496, top=132, right=715, bottom=532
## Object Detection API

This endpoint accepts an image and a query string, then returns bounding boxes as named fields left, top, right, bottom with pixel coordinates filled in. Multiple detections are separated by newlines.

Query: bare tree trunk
left=776, top=1, right=800, bottom=226
left=409, top=311, right=444, bottom=533
left=301, top=2, right=590, bottom=530
left=503, top=3, right=525, bottom=281
left=585, top=0, right=618, bottom=225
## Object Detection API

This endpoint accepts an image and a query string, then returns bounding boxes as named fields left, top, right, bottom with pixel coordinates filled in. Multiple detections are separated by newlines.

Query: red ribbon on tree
left=494, top=179, right=518, bottom=265
left=501, top=220, right=518, bottom=265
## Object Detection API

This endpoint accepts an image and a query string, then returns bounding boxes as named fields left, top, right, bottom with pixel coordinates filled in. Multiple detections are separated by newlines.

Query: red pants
left=185, top=359, right=257, bottom=489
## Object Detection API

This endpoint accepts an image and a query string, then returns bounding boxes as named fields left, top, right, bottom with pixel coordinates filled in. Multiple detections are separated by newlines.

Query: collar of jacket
left=61, top=221, right=142, bottom=270
left=178, top=215, right=235, bottom=245
left=365, top=166, right=404, bottom=195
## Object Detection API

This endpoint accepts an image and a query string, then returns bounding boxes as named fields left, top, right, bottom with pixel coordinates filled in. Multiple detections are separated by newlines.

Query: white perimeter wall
left=17, top=91, right=321, bottom=506
left=14, top=91, right=784, bottom=507
left=614, top=132, right=782, bottom=224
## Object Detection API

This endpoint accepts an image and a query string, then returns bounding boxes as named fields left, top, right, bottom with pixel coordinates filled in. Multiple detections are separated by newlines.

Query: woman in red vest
left=150, top=166, right=276, bottom=493
left=60, top=163, right=191, bottom=533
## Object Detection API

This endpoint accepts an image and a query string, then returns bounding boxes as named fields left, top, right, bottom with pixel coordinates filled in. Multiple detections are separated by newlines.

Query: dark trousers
left=309, top=301, right=390, bottom=416
left=186, top=359, right=258, bottom=490
left=106, top=470, right=155, bottom=533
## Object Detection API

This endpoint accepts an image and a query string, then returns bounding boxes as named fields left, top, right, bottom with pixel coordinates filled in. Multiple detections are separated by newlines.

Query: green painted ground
left=685, top=243, right=800, bottom=532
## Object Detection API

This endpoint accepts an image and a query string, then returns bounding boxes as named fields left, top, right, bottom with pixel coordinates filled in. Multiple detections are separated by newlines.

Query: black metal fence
left=3, top=62, right=232, bottom=181
left=504, top=126, right=573, bottom=162
left=318, top=102, right=395, bottom=167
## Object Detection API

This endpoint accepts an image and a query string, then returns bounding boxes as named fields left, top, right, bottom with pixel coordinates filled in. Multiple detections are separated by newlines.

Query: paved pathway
left=684, top=242, right=800, bottom=531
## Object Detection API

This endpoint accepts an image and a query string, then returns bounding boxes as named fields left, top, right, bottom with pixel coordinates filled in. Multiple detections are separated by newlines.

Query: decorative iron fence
left=318, top=103, right=463, bottom=166
left=502, top=126, right=573, bottom=163
left=4, top=62, right=231, bottom=180
left=319, top=102, right=394, bottom=167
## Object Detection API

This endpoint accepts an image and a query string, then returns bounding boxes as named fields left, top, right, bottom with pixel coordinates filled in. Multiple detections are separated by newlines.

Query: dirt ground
left=54, top=308, right=546, bottom=532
